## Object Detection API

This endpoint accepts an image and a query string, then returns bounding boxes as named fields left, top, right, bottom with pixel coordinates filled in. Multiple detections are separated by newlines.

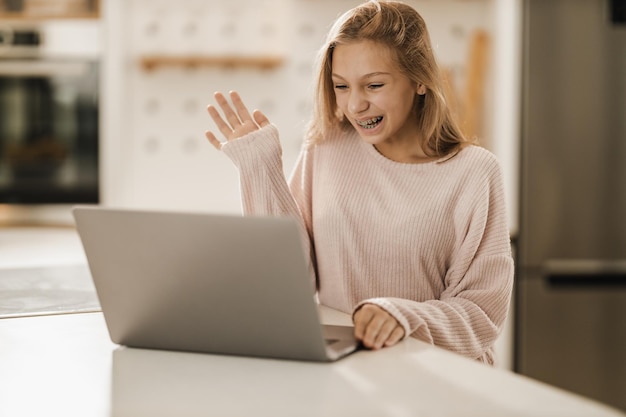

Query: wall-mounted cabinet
left=0, top=0, right=100, bottom=20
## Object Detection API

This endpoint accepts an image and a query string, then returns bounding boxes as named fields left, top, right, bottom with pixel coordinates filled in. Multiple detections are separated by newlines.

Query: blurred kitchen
left=0, top=0, right=99, bottom=212
left=0, top=0, right=624, bottom=413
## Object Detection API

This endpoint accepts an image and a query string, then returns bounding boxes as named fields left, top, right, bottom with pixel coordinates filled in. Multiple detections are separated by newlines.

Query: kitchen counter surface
left=1, top=226, right=624, bottom=417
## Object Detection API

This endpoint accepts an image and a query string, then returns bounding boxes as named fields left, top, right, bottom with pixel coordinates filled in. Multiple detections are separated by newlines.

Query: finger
left=214, top=91, right=243, bottom=130
left=384, top=326, right=405, bottom=347
left=353, top=305, right=375, bottom=340
left=253, top=109, right=271, bottom=127
left=229, top=91, right=254, bottom=124
left=355, top=305, right=388, bottom=349
left=362, top=313, right=387, bottom=349
left=207, top=104, right=234, bottom=139
left=373, top=319, right=400, bottom=350
left=205, top=130, right=222, bottom=150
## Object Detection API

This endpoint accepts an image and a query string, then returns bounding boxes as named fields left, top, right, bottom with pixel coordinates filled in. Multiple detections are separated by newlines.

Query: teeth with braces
left=356, top=116, right=383, bottom=129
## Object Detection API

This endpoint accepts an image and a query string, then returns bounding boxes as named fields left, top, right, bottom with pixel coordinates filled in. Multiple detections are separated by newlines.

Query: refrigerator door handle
left=542, top=259, right=626, bottom=288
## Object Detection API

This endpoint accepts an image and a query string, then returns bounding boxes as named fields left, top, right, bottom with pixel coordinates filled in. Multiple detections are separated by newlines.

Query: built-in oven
left=0, top=21, right=99, bottom=204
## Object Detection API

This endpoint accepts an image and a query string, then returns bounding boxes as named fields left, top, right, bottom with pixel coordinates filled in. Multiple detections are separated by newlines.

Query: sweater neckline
left=357, top=133, right=461, bottom=168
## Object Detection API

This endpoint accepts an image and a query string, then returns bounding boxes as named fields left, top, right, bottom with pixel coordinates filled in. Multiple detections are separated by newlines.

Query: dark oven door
left=0, top=58, right=99, bottom=203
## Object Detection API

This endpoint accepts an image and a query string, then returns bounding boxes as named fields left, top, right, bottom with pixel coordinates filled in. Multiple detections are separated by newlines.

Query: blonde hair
left=305, top=0, right=470, bottom=156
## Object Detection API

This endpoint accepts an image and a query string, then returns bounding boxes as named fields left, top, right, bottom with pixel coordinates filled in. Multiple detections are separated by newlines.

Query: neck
left=373, top=141, right=436, bottom=164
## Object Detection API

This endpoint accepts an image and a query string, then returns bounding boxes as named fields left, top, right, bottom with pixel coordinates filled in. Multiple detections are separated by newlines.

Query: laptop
left=72, top=206, right=359, bottom=362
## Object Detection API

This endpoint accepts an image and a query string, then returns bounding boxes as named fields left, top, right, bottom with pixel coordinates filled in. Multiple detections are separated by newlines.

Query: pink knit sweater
left=221, top=124, right=514, bottom=364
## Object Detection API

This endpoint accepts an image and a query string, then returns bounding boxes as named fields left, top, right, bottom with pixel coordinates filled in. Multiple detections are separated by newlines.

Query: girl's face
left=331, top=40, right=422, bottom=158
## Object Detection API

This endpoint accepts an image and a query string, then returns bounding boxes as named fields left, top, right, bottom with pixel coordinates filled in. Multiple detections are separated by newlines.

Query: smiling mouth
left=356, top=116, right=383, bottom=129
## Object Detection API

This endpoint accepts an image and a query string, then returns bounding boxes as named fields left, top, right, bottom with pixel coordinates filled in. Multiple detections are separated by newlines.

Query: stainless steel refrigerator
left=517, top=0, right=626, bottom=411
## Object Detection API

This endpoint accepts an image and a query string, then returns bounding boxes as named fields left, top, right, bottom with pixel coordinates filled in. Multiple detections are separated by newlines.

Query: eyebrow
left=331, top=72, right=392, bottom=80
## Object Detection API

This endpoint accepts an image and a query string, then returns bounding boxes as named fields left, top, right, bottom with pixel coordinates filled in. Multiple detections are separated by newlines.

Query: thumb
left=253, top=110, right=271, bottom=128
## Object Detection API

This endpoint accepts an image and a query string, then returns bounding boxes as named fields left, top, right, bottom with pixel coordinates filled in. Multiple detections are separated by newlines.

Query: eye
left=368, top=83, right=384, bottom=90
left=333, top=84, right=348, bottom=91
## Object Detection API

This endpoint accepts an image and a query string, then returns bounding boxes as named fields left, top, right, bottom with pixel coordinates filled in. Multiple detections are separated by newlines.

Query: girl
left=205, top=0, right=514, bottom=364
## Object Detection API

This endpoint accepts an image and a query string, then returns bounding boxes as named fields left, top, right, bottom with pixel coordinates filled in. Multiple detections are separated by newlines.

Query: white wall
left=491, top=0, right=522, bottom=372
left=101, top=0, right=516, bottom=213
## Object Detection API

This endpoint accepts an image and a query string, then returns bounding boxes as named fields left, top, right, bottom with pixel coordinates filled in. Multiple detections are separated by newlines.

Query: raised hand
left=205, top=91, right=271, bottom=150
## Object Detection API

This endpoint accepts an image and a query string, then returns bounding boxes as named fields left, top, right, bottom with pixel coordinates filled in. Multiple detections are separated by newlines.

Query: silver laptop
left=72, top=206, right=359, bottom=362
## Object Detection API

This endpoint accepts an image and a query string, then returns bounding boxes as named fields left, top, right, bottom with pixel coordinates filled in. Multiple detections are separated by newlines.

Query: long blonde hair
left=306, top=0, right=470, bottom=156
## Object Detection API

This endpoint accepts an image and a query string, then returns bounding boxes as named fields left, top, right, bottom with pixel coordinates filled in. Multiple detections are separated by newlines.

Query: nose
left=348, top=90, right=368, bottom=114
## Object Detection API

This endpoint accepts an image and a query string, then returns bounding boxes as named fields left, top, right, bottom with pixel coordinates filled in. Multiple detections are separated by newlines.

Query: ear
left=417, top=84, right=426, bottom=95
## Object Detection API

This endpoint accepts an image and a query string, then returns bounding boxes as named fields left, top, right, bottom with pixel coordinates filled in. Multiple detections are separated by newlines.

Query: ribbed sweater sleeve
left=221, top=125, right=299, bottom=217
left=354, top=154, right=514, bottom=363
left=221, top=125, right=317, bottom=289
left=219, top=125, right=514, bottom=364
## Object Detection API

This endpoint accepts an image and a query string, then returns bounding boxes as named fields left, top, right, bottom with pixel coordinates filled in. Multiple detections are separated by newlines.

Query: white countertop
left=0, top=227, right=624, bottom=417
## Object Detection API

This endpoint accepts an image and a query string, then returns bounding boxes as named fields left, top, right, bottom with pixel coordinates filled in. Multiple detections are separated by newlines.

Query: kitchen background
left=0, top=0, right=523, bottom=378
left=4, top=0, right=624, bottom=412
left=0, top=0, right=520, bottom=231
left=100, top=0, right=520, bottom=223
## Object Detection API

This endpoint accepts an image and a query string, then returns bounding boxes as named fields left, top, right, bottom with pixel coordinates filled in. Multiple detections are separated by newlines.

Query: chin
left=356, top=131, right=387, bottom=146
left=349, top=125, right=384, bottom=145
